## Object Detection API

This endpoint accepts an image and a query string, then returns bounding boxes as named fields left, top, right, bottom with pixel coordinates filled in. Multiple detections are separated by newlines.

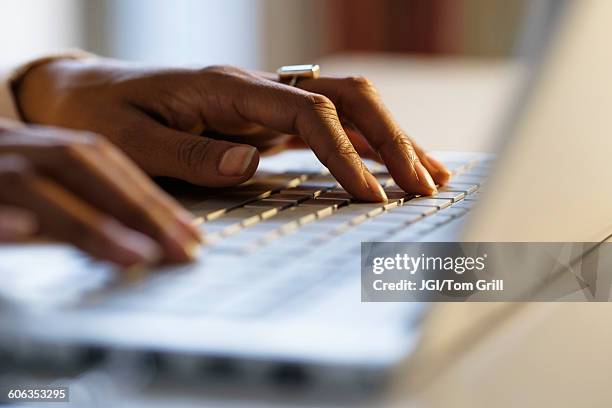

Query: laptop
left=1, top=0, right=611, bottom=395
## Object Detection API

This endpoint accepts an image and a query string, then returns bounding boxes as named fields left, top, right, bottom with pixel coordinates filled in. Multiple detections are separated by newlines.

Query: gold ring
left=277, top=64, right=320, bottom=87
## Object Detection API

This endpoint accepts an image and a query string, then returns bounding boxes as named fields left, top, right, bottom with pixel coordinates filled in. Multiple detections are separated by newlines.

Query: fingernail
left=415, top=162, right=437, bottom=194
left=219, top=146, right=257, bottom=177
left=363, top=171, right=388, bottom=202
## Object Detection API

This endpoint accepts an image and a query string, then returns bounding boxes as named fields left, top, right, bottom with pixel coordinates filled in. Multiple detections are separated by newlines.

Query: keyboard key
left=189, top=198, right=252, bottom=221
left=263, top=193, right=310, bottom=203
left=187, top=179, right=294, bottom=221
left=389, top=205, right=438, bottom=216
left=300, top=198, right=348, bottom=210
left=245, top=200, right=294, bottom=210
left=383, top=188, right=417, bottom=200
left=280, top=187, right=324, bottom=197
left=221, top=182, right=283, bottom=198
left=382, top=199, right=402, bottom=210
left=200, top=207, right=277, bottom=237
left=440, top=183, right=479, bottom=194
left=339, top=203, right=386, bottom=218
left=431, top=191, right=465, bottom=202
left=318, top=191, right=354, bottom=200
left=297, top=204, right=335, bottom=218
left=404, top=197, right=452, bottom=209
left=255, top=172, right=306, bottom=187
left=259, top=206, right=319, bottom=227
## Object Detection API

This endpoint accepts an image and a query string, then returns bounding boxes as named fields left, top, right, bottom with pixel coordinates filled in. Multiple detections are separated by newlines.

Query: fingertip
left=415, top=162, right=437, bottom=193
left=363, top=171, right=388, bottom=202
left=218, top=145, right=258, bottom=177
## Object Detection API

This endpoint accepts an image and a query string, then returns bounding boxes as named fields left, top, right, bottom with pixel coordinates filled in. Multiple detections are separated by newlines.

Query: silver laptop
left=1, top=0, right=611, bottom=394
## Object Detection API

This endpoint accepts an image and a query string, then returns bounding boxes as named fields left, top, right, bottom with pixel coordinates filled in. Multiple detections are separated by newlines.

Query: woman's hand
left=0, top=120, right=201, bottom=267
left=15, top=59, right=450, bottom=202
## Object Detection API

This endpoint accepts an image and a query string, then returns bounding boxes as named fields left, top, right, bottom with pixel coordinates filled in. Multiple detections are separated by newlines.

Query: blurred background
left=0, top=0, right=565, bottom=152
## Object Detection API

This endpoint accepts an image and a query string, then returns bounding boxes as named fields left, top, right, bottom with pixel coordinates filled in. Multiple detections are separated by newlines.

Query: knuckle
left=303, top=94, right=335, bottom=111
left=346, top=75, right=375, bottom=92
left=293, top=94, right=339, bottom=135
left=201, top=64, right=244, bottom=78
left=393, top=132, right=418, bottom=162
left=342, top=76, right=379, bottom=109
left=336, top=138, right=360, bottom=161
left=318, top=136, right=360, bottom=170
left=300, top=94, right=339, bottom=123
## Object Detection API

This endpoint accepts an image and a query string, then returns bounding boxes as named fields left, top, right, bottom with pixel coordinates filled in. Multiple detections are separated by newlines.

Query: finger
left=128, top=115, right=260, bottom=187
left=208, top=75, right=387, bottom=202
left=297, top=76, right=450, bottom=194
left=39, top=142, right=200, bottom=263
left=420, top=151, right=451, bottom=186
left=3, top=128, right=201, bottom=262
left=101, top=141, right=204, bottom=241
left=408, top=143, right=451, bottom=186
left=343, top=124, right=383, bottom=163
left=284, top=127, right=383, bottom=163
left=2, top=124, right=202, bottom=260
left=0, top=155, right=161, bottom=267
left=0, top=206, right=38, bottom=242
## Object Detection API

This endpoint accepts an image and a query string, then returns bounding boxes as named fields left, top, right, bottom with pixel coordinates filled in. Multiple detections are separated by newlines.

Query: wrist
left=13, top=59, right=68, bottom=124
left=11, top=51, right=96, bottom=124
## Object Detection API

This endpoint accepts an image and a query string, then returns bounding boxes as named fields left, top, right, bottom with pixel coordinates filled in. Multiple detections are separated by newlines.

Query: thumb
left=143, top=123, right=260, bottom=187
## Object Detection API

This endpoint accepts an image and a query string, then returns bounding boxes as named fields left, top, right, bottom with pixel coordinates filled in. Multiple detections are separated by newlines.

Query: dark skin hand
left=0, top=119, right=201, bottom=267
left=15, top=59, right=451, bottom=203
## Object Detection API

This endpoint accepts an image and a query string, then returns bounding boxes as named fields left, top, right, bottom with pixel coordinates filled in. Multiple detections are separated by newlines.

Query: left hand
left=15, top=59, right=450, bottom=202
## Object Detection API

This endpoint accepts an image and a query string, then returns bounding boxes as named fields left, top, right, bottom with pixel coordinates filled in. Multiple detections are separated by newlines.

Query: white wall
left=0, top=0, right=83, bottom=64
left=0, top=0, right=316, bottom=71
left=103, top=0, right=263, bottom=69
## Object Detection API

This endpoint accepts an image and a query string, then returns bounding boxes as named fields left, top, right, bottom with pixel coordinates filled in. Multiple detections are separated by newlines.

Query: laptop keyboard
left=193, top=158, right=489, bottom=255
left=0, top=157, right=490, bottom=316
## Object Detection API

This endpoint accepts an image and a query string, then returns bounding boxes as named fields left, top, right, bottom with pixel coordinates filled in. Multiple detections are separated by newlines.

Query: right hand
left=16, top=60, right=450, bottom=202
left=0, top=120, right=201, bottom=267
